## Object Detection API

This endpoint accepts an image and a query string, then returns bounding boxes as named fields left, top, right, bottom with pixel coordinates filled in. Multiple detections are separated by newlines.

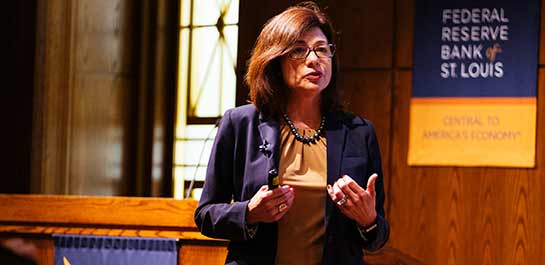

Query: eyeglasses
left=286, top=44, right=336, bottom=60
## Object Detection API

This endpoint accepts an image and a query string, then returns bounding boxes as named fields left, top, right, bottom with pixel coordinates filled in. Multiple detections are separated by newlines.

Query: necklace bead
left=282, top=114, right=325, bottom=144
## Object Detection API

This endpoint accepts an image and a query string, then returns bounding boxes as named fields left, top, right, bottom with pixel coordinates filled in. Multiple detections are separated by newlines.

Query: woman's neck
left=286, top=93, right=322, bottom=129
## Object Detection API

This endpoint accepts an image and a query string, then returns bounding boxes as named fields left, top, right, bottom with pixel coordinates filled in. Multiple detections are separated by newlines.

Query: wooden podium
left=0, top=195, right=227, bottom=265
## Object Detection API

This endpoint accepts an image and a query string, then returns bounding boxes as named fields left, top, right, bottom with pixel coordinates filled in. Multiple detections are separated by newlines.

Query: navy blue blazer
left=195, top=104, right=389, bottom=265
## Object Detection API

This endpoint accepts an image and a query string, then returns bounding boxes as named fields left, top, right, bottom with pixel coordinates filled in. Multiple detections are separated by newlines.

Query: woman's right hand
left=246, top=185, right=295, bottom=224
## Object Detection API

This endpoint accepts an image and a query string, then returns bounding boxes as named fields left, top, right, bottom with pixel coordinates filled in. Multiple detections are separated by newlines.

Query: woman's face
left=280, top=27, right=333, bottom=97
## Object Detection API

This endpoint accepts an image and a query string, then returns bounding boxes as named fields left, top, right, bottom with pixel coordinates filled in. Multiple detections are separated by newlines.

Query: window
left=174, top=0, right=239, bottom=199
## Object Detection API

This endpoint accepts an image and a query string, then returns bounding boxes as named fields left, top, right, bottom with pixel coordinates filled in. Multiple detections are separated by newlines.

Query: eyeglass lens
left=289, top=44, right=335, bottom=59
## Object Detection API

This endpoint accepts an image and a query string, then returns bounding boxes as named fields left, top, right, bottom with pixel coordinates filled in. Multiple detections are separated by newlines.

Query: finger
left=283, top=187, right=296, bottom=204
left=275, top=189, right=296, bottom=217
left=327, top=184, right=337, bottom=201
left=346, top=181, right=365, bottom=199
left=337, top=178, right=358, bottom=201
left=264, top=186, right=291, bottom=200
left=273, top=191, right=294, bottom=212
left=272, top=187, right=295, bottom=207
left=367, top=173, right=378, bottom=197
left=255, top=185, right=269, bottom=197
left=342, top=175, right=365, bottom=194
left=284, top=188, right=295, bottom=203
left=270, top=209, right=283, bottom=221
left=280, top=192, right=295, bottom=215
left=332, top=182, right=352, bottom=208
left=332, top=182, right=345, bottom=201
left=272, top=202, right=290, bottom=220
left=277, top=185, right=292, bottom=195
left=272, top=209, right=285, bottom=221
left=265, top=195, right=289, bottom=211
left=260, top=188, right=291, bottom=213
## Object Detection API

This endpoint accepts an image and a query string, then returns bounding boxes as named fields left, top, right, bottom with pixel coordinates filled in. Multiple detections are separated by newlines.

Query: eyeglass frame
left=284, top=43, right=336, bottom=60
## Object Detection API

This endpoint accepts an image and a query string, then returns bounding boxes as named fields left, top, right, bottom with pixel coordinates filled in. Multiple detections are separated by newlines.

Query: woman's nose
left=305, top=50, right=320, bottom=64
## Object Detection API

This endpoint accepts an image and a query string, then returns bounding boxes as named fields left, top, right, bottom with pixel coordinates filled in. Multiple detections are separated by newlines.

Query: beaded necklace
left=282, top=113, right=325, bottom=144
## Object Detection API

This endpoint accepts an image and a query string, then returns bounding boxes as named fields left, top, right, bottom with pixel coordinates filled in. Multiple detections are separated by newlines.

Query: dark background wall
left=8, top=0, right=545, bottom=264
left=7, top=1, right=37, bottom=194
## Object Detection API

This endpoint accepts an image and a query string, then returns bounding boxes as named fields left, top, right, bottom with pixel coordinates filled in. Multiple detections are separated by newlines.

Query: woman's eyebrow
left=294, top=39, right=328, bottom=46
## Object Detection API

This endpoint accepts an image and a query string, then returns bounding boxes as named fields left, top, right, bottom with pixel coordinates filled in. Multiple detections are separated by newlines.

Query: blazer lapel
left=325, top=111, right=347, bottom=226
left=257, top=114, right=281, bottom=184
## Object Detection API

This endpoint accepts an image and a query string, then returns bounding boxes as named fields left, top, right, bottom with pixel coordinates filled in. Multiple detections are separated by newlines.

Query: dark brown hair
left=245, top=1, right=341, bottom=119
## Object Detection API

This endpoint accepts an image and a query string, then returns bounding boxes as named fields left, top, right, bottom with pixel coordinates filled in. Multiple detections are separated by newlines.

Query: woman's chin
left=295, top=87, right=323, bottom=96
left=299, top=83, right=326, bottom=92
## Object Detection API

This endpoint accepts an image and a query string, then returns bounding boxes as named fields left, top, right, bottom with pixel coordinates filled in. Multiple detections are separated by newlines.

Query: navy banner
left=53, top=235, right=177, bottom=265
left=409, top=0, right=539, bottom=167
left=413, top=0, right=539, bottom=97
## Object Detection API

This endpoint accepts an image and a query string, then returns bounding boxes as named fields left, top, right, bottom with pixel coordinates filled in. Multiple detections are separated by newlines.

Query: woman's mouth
left=304, top=71, right=322, bottom=81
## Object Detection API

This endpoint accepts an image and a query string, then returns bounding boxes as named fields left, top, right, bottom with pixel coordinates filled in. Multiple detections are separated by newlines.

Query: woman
left=195, top=2, right=389, bottom=264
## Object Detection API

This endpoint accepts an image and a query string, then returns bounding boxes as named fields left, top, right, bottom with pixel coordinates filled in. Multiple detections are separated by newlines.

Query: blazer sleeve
left=363, top=120, right=390, bottom=251
left=194, top=109, right=253, bottom=241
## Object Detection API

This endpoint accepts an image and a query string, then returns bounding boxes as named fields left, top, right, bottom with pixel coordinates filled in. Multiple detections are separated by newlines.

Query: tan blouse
left=275, top=125, right=327, bottom=265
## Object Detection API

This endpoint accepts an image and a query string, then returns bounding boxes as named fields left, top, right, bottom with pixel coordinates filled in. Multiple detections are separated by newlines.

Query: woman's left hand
left=327, top=174, right=378, bottom=228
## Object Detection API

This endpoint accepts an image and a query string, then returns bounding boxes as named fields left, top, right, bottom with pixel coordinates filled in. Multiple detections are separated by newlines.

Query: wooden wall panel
left=68, top=75, right=132, bottom=195
left=32, top=0, right=73, bottom=194
left=327, top=0, right=394, bottom=68
left=340, top=71, right=392, bottom=180
left=31, top=0, right=140, bottom=196
left=65, top=0, right=137, bottom=195
left=537, top=68, right=545, bottom=261
left=395, top=0, right=414, bottom=68
left=388, top=71, right=436, bottom=264
left=75, top=31, right=131, bottom=75
left=147, top=0, right=180, bottom=196
left=74, top=31, right=133, bottom=74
